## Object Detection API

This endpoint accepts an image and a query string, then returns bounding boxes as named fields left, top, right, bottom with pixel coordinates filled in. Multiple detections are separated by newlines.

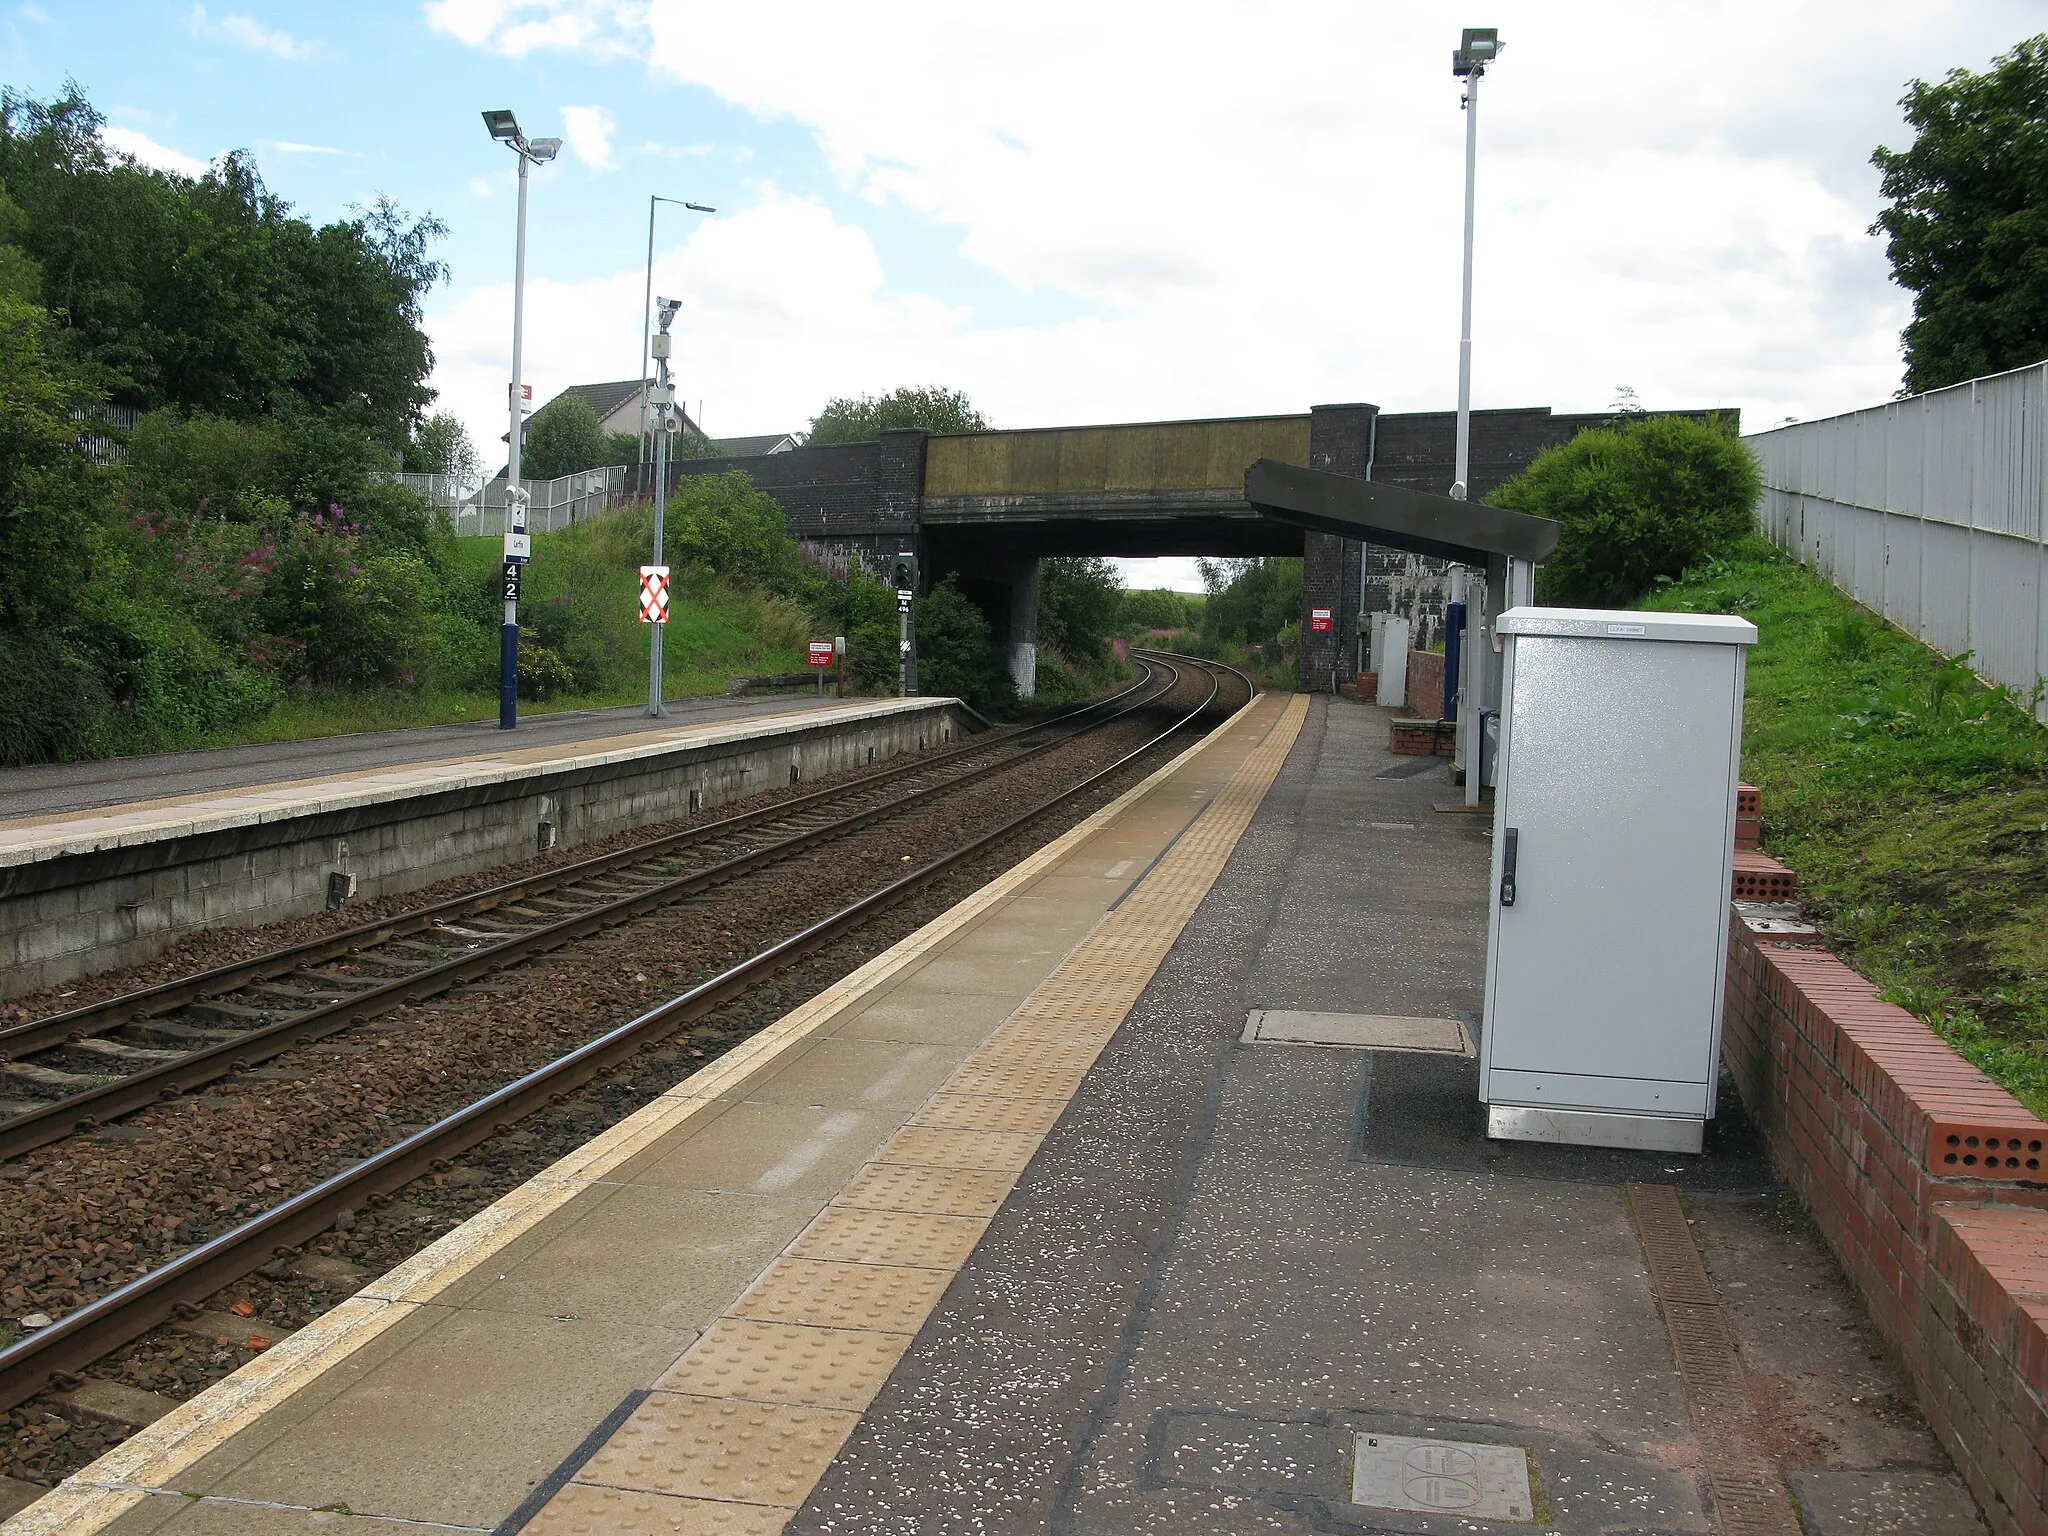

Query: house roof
left=710, top=433, right=798, bottom=457
left=538, top=380, right=708, bottom=442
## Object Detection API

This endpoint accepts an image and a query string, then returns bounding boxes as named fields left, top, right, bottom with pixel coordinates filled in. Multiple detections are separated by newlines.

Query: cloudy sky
left=6, top=1, right=2042, bottom=587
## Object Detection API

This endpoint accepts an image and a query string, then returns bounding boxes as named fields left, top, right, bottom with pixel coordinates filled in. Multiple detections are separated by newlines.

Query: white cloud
left=422, top=0, right=642, bottom=59
left=190, top=4, right=320, bottom=60
left=561, top=105, right=617, bottom=171
left=268, top=140, right=349, bottom=157
left=102, top=126, right=210, bottom=178
left=427, top=2, right=2041, bottom=438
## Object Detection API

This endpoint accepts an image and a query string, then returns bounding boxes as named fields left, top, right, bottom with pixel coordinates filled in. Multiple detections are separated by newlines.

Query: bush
left=0, top=631, right=106, bottom=764
left=1037, top=556, right=1122, bottom=664
left=1488, top=414, right=1760, bottom=607
left=916, top=576, right=1014, bottom=716
left=522, top=394, right=623, bottom=481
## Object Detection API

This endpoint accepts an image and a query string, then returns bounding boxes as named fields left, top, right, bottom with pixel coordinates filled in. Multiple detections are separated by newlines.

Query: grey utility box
left=1479, top=606, right=1757, bottom=1153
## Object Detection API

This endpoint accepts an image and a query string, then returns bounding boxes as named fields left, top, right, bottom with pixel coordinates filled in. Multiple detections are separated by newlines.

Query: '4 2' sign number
left=502, top=562, right=522, bottom=603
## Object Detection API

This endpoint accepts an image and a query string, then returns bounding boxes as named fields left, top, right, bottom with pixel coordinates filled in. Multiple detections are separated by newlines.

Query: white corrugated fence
left=1745, top=360, right=2048, bottom=722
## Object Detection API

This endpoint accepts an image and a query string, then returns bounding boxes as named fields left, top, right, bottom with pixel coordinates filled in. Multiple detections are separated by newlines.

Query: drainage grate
left=1243, top=1010, right=1471, bottom=1054
left=1627, top=1183, right=1803, bottom=1536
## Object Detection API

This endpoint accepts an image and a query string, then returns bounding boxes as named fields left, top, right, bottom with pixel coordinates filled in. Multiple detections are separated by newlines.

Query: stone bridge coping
left=0, top=698, right=956, bottom=873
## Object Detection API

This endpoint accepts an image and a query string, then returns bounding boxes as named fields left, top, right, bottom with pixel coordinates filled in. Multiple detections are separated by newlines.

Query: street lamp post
left=1449, top=28, right=1501, bottom=805
left=638, top=196, right=716, bottom=463
left=483, top=109, right=562, bottom=731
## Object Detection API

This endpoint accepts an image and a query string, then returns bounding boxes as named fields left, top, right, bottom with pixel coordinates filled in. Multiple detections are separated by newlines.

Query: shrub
left=522, top=394, right=622, bottom=481
left=917, top=576, right=1014, bottom=717
left=1037, top=556, right=1122, bottom=664
left=0, top=631, right=107, bottom=764
left=1488, top=414, right=1760, bottom=607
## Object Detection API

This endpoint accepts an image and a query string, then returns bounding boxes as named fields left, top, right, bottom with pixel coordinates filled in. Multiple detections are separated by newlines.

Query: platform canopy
left=1243, top=459, right=1560, bottom=565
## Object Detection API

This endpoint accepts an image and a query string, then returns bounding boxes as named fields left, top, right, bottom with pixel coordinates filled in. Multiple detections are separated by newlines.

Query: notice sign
left=807, top=641, right=834, bottom=668
left=1310, top=606, right=1334, bottom=633
left=501, top=562, right=522, bottom=603
left=638, top=565, right=670, bottom=624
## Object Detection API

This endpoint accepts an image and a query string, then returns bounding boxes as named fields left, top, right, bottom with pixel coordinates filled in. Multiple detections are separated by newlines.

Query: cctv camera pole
left=500, top=142, right=533, bottom=732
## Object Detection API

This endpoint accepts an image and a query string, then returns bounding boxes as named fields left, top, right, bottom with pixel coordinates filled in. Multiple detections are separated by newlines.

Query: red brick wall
left=1405, top=650, right=1445, bottom=718
left=1723, top=920, right=2048, bottom=1533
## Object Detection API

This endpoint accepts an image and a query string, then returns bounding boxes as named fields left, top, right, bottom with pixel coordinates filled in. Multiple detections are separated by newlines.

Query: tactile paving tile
left=528, top=1480, right=792, bottom=1534
left=789, top=1207, right=989, bottom=1268
left=732, top=1257, right=953, bottom=1334
left=657, top=1319, right=909, bottom=1412
left=574, top=1392, right=857, bottom=1506
left=875, top=1124, right=1040, bottom=1172
left=963, top=1037, right=1105, bottom=1075
left=943, top=1058, right=1094, bottom=1100
left=912, top=1091, right=1071, bottom=1136
left=833, top=1163, right=1020, bottom=1218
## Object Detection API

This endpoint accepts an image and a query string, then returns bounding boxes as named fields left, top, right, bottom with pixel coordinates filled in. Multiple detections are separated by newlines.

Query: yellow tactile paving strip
left=527, top=693, right=1309, bottom=1532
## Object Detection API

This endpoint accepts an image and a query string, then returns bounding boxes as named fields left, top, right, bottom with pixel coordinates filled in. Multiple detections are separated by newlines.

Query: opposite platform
left=2, top=697, right=973, bottom=1000
left=1, top=688, right=1303, bottom=1534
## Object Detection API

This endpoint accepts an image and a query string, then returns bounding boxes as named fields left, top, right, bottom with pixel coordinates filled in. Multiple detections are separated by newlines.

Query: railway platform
left=2, top=695, right=974, bottom=1001
left=2, top=692, right=1979, bottom=1536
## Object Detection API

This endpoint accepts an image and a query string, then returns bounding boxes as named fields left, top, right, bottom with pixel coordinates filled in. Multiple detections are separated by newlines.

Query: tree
left=1119, top=588, right=1194, bottom=633
left=1036, top=556, right=1123, bottom=662
left=0, top=87, right=445, bottom=449
left=406, top=411, right=481, bottom=484
left=1198, top=558, right=1302, bottom=647
left=1487, top=414, right=1760, bottom=607
left=520, top=394, right=626, bottom=481
left=1872, top=35, right=2048, bottom=392
left=805, top=386, right=988, bottom=445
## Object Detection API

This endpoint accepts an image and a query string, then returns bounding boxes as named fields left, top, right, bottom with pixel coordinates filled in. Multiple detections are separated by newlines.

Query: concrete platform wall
left=1722, top=915, right=2048, bottom=1535
left=0, top=702, right=975, bottom=1001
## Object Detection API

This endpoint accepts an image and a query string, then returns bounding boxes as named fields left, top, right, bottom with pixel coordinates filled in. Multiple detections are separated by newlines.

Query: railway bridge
left=645, top=400, right=1731, bottom=692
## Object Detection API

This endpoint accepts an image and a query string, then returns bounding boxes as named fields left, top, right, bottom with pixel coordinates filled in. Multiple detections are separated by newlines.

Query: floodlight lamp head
left=526, top=137, right=562, bottom=163
left=1453, top=27, right=1502, bottom=76
left=482, top=109, right=521, bottom=141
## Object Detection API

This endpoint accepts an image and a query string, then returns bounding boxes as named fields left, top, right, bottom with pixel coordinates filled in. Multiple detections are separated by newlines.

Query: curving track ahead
left=0, top=653, right=1251, bottom=1419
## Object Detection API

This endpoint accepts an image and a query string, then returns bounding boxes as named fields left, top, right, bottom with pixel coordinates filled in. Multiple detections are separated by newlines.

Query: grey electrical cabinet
left=1480, top=606, right=1757, bottom=1153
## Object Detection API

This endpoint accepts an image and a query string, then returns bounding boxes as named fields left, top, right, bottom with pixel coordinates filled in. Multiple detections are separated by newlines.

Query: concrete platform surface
left=0, top=693, right=852, bottom=826
left=0, top=698, right=941, bottom=863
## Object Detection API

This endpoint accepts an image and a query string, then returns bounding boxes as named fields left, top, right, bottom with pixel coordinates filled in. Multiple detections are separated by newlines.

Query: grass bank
left=1641, top=539, right=2048, bottom=1116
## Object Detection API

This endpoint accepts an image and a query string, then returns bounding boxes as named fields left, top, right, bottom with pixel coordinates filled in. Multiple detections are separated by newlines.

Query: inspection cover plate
left=1243, top=1010, right=1472, bottom=1055
left=1351, top=1432, right=1537, bottom=1522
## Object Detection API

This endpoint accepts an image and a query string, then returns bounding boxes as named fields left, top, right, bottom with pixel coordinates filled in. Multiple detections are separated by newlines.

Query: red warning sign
left=1310, top=606, right=1333, bottom=633
left=638, top=566, right=670, bottom=624
left=807, top=641, right=834, bottom=668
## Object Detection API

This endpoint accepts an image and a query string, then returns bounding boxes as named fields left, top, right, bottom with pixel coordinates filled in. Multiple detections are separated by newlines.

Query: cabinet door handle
left=1500, top=827, right=1518, bottom=907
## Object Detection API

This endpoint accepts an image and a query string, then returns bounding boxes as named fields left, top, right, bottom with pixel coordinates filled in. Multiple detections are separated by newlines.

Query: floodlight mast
left=1448, top=29, right=1501, bottom=807
left=645, top=296, right=687, bottom=717
left=482, top=107, right=561, bottom=730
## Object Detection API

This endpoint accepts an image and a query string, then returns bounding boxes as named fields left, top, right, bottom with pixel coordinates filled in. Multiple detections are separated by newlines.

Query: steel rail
left=0, top=663, right=1182, bottom=1160
left=0, top=665, right=1163, bottom=1058
left=0, top=652, right=1245, bottom=1416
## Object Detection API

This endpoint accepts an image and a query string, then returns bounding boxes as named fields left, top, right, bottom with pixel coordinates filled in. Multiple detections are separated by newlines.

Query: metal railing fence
left=1745, top=360, right=2048, bottom=722
left=377, top=466, right=628, bottom=536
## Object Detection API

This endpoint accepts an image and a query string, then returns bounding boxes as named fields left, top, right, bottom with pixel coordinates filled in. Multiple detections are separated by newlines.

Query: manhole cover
left=1352, top=1433, right=1537, bottom=1522
left=1243, top=1010, right=1472, bottom=1055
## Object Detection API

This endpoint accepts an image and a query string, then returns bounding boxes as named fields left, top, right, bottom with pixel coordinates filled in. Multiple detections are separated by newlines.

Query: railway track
left=0, top=658, right=1179, bottom=1164
left=0, top=654, right=1249, bottom=1418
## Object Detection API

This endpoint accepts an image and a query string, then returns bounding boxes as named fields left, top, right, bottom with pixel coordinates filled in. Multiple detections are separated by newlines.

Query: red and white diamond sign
left=638, top=566, right=670, bottom=624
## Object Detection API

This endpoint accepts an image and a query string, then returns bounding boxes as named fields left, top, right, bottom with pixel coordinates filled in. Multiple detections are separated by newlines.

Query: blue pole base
left=499, top=622, right=519, bottom=730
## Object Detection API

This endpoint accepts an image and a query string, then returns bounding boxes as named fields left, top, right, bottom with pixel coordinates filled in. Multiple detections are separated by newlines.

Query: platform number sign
left=807, top=641, right=834, bottom=668
left=638, top=565, right=670, bottom=625
left=501, top=561, right=522, bottom=603
left=1310, top=606, right=1334, bottom=634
